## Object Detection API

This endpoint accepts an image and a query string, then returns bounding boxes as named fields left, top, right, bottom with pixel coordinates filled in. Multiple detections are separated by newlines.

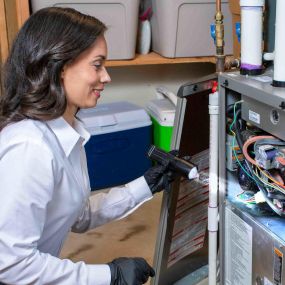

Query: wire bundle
left=228, top=101, right=285, bottom=216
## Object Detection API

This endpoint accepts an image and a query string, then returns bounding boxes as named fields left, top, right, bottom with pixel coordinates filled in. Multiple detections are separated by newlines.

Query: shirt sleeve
left=72, top=176, right=153, bottom=232
left=0, top=138, right=111, bottom=285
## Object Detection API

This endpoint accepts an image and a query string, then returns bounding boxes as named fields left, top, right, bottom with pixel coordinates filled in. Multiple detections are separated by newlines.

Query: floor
left=60, top=191, right=208, bottom=285
left=60, top=191, right=163, bottom=284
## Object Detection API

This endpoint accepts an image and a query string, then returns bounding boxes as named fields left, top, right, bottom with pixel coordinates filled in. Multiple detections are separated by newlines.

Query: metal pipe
left=216, top=0, right=221, bottom=13
left=215, top=0, right=225, bottom=73
left=208, top=90, right=219, bottom=285
left=224, top=58, right=241, bottom=70
left=215, top=55, right=225, bottom=73
left=208, top=2, right=224, bottom=284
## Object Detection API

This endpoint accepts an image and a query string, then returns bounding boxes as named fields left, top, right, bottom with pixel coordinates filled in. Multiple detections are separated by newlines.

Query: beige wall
left=101, top=63, right=215, bottom=108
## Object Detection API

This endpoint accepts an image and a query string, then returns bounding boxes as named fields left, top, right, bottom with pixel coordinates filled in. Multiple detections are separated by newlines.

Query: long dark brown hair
left=0, top=7, right=106, bottom=130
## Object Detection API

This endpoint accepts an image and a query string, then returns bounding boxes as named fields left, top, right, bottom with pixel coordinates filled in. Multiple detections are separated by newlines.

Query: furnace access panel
left=219, top=70, right=285, bottom=285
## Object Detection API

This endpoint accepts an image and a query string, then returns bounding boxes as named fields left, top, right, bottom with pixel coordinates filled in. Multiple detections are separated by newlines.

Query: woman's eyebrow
left=92, top=55, right=106, bottom=60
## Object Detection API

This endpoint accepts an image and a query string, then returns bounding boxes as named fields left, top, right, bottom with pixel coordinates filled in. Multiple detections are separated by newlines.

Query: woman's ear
left=61, top=66, right=66, bottom=79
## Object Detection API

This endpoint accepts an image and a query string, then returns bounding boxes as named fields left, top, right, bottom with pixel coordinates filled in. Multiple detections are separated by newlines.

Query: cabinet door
left=0, top=0, right=29, bottom=64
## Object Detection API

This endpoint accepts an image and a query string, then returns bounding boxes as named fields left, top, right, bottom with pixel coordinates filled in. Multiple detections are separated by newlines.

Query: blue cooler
left=78, top=101, right=152, bottom=190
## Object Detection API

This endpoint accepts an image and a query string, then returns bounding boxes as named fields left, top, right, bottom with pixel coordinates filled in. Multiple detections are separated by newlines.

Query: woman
left=0, top=7, right=173, bottom=285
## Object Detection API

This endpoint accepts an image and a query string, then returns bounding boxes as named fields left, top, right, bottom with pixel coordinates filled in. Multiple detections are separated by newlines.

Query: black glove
left=144, top=162, right=176, bottom=194
left=108, top=257, right=155, bottom=285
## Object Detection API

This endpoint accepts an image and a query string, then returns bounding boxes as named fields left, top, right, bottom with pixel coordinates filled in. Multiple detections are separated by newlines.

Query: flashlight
left=147, top=145, right=199, bottom=180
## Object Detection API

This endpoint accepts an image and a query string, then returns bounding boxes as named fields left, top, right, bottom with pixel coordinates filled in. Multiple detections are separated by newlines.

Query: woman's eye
left=93, top=62, right=103, bottom=70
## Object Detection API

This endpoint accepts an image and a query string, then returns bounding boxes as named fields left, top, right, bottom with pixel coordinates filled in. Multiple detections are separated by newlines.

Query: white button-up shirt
left=0, top=117, right=152, bottom=285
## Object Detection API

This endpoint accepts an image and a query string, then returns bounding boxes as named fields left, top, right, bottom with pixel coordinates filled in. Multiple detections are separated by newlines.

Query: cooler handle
left=155, top=86, right=177, bottom=106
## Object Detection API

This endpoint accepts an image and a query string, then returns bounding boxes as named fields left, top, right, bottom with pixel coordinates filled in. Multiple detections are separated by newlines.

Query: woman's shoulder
left=0, top=119, right=51, bottom=148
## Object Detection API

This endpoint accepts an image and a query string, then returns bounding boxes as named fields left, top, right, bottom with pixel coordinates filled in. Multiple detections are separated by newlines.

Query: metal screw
left=279, top=101, right=285, bottom=109
left=223, top=80, right=229, bottom=87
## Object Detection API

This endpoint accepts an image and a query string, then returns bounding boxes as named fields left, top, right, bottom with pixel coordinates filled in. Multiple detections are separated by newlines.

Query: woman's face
left=62, top=35, right=111, bottom=122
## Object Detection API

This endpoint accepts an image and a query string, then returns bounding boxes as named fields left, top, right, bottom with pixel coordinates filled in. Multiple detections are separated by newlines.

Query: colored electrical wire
left=242, top=135, right=274, bottom=165
left=255, top=164, right=285, bottom=190
left=243, top=144, right=285, bottom=193
left=253, top=168, right=285, bottom=194
left=236, top=191, right=256, bottom=204
left=227, top=101, right=285, bottom=216
left=229, top=100, right=259, bottom=184
left=241, top=135, right=285, bottom=189
left=242, top=135, right=285, bottom=188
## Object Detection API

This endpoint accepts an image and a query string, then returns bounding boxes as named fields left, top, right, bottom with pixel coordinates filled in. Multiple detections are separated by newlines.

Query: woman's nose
left=100, top=67, right=111, bottom=84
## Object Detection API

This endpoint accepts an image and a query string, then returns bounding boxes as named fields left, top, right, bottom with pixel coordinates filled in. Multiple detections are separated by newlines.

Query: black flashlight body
left=147, top=145, right=198, bottom=180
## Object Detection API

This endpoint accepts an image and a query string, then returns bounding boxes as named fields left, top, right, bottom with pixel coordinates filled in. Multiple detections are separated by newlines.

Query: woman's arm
left=72, top=176, right=153, bottom=232
left=0, top=137, right=110, bottom=285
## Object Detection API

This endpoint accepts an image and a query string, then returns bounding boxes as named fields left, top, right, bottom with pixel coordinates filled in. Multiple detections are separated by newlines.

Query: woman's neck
left=63, top=106, right=76, bottom=127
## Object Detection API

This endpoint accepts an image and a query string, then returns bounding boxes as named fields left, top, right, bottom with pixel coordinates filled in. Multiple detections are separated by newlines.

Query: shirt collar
left=46, top=117, right=91, bottom=157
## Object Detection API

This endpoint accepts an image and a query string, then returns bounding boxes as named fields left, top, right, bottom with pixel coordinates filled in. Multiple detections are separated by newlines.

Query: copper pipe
left=216, top=0, right=221, bottom=13
left=216, top=55, right=225, bottom=73
left=215, top=0, right=240, bottom=73
left=215, top=10, right=225, bottom=72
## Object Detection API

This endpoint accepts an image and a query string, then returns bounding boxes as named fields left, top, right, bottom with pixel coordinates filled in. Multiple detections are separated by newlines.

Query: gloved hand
left=108, top=257, right=155, bottom=285
left=144, top=162, right=175, bottom=194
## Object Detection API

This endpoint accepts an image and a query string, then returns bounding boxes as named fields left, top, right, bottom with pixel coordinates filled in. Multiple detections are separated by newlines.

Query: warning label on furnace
left=225, top=207, right=253, bottom=285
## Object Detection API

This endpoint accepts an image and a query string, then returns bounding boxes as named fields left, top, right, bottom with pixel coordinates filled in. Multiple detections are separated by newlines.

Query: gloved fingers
left=150, top=175, right=165, bottom=194
left=149, top=169, right=177, bottom=194
left=149, top=266, right=155, bottom=277
left=144, top=163, right=169, bottom=193
left=108, top=257, right=155, bottom=285
left=134, top=258, right=155, bottom=283
left=141, top=273, right=149, bottom=284
left=134, top=257, right=154, bottom=272
left=155, top=162, right=169, bottom=173
left=164, top=169, right=177, bottom=185
left=133, top=257, right=152, bottom=271
left=166, top=169, right=177, bottom=181
left=146, top=163, right=168, bottom=179
left=139, top=272, right=153, bottom=284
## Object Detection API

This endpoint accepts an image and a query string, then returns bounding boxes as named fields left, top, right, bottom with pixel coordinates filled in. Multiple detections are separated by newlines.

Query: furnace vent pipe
left=208, top=90, right=219, bottom=285
left=240, top=0, right=265, bottom=75
left=273, top=0, right=285, bottom=87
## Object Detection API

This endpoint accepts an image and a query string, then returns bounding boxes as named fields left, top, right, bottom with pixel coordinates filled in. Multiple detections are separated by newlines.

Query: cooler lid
left=146, top=98, right=176, bottom=126
left=78, top=101, right=151, bottom=135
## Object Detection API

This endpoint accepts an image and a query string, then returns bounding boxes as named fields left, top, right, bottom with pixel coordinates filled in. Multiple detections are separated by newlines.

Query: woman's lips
left=92, top=90, right=101, bottom=98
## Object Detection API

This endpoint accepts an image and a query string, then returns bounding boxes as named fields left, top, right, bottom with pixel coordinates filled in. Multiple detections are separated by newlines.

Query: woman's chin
left=82, top=99, right=99, bottom=109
